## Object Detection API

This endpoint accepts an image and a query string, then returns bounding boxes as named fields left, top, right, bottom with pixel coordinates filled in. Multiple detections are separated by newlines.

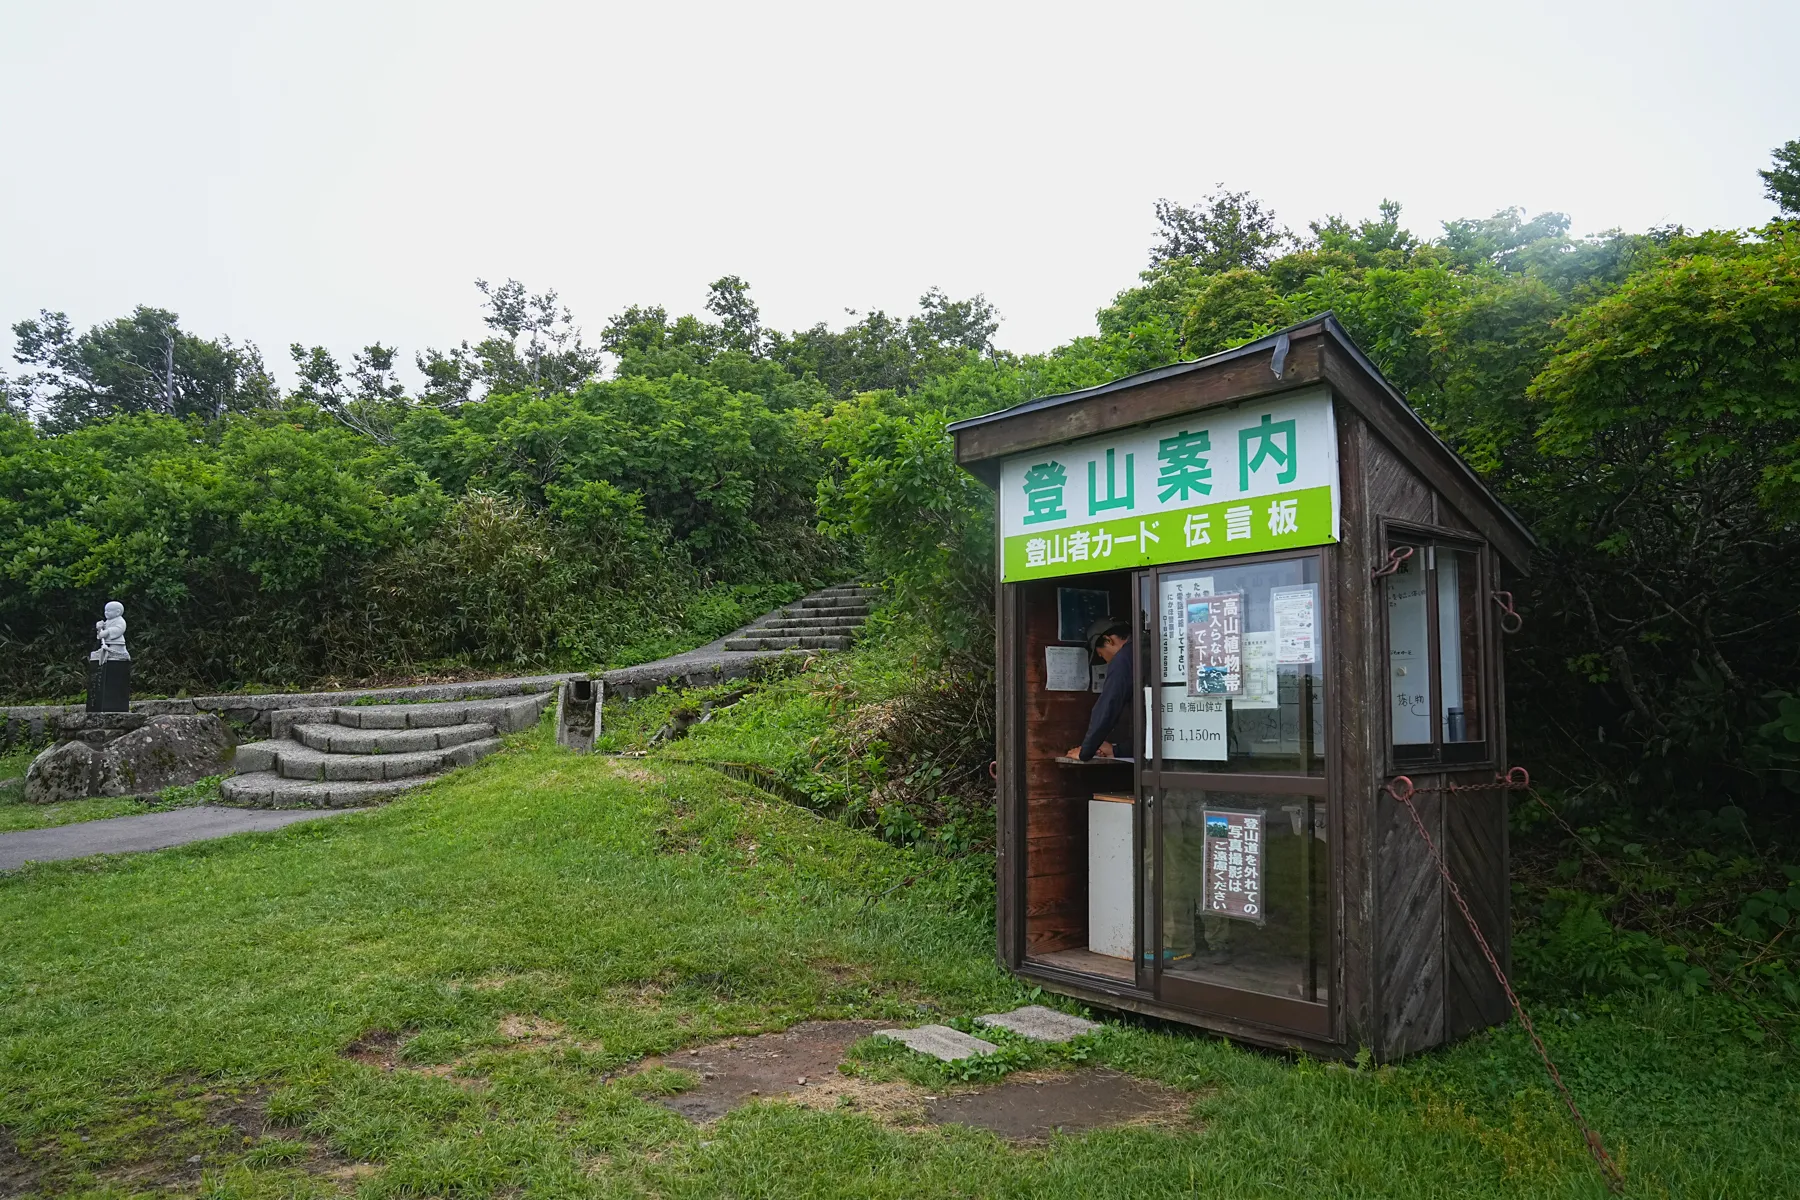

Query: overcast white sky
left=3, top=0, right=1795, bottom=386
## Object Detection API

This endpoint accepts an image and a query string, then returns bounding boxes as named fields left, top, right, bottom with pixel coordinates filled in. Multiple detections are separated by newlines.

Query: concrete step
left=291, top=721, right=496, bottom=755
left=747, top=628, right=860, bottom=643
left=781, top=604, right=870, bottom=619
left=761, top=614, right=865, bottom=629
left=221, top=772, right=422, bottom=809
left=233, top=736, right=502, bottom=781
left=794, top=597, right=875, bottom=611
left=722, top=635, right=853, bottom=651
left=752, top=621, right=861, bottom=634
left=270, top=693, right=547, bottom=740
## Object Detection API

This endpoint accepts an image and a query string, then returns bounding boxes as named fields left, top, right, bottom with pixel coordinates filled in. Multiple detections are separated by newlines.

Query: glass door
left=1145, top=550, right=1332, bottom=1036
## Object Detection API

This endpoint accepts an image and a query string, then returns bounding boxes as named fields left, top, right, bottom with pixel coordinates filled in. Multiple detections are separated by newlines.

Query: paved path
left=0, top=805, right=364, bottom=871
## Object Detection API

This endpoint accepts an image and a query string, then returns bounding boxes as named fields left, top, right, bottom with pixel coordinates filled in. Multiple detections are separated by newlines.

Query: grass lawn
left=1, top=717, right=1794, bottom=1198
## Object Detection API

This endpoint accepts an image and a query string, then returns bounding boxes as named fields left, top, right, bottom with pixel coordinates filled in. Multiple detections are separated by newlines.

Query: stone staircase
left=222, top=693, right=551, bottom=808
left=721, top=585, right=881, bottom=652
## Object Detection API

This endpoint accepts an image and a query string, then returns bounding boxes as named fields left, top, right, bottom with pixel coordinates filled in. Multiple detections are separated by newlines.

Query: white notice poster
left=1237, top=630, right=1278, bottom=709
left=1045, top=645, right=1090, bottom=691
left=1161, top=685, right=1226, bottom=760
left=1270, top=584, right=1318, bottom=664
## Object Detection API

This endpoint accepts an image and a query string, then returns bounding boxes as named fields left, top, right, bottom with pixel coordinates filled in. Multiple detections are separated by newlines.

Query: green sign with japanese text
left=997, top=389, right=1339, bottom=581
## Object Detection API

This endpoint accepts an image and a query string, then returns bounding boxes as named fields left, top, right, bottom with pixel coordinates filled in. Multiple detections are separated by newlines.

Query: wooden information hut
left=949, top=315, right=1534, bottom=1059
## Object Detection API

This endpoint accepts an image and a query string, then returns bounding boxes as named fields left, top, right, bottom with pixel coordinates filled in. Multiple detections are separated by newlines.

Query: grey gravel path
left=0, top=805, right=365, bottom=871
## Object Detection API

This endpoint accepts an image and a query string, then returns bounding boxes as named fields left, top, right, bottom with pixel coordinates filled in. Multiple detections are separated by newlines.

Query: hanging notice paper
left=1159, top=575, right=1214, bottom=683
left=1270, top=584, right=1318, bottom=665
left=1202, top=808, right=1265, bottom=922
left=1237, top=630, right=1278, bottom=709
left=1045, top=645, right=1090, bottom=691
left=1186, top=591, right=1245, bottom=697
left=1161, top=685, right=1226, bottom=760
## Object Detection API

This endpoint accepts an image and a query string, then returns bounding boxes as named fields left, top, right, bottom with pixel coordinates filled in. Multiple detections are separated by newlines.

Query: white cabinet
left=1088, top=795, right=1134, bottom=959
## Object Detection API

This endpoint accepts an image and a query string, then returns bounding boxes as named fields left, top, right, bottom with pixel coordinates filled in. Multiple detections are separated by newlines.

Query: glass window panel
left=1387, top=540, right=1488, bottom=758
left=1158, top=557, right=1324, bottom=775
left=1438, top=547, right=1484, bottom=743
left=1385, top=546, right=1431, bottom=748
left=1160, top=789, right=1327, bottom=1001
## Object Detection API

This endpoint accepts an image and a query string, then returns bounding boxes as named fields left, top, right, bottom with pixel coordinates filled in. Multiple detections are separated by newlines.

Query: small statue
left=91, top=601, right=130, bottom=663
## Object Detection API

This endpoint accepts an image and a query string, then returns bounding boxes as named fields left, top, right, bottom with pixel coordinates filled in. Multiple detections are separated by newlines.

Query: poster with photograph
left=1186, top=591, right=1245, bottom=697
left=1202, top=808, right=1265, bottom=922
left=1270, top=583, right=1318, bottom=664
left=1159, top=575, right=1213, bottom=683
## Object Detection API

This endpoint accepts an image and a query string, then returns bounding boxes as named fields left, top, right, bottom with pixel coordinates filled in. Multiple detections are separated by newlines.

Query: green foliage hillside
left=6, top=153, right=1800, bottom=838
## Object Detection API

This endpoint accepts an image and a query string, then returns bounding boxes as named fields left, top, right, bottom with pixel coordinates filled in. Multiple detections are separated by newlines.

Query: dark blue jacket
left=1079, top=637, right=1134, bottom=760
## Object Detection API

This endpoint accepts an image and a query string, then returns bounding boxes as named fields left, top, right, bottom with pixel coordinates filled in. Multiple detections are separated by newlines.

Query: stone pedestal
left=86, top=659, right=131, bottom=713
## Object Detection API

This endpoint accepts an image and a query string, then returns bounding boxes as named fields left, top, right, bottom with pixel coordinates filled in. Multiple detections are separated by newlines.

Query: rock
left=94, top=715, right=235, bottom=797
left=48, top=711, right=147, bottom=748
left=975, top=1005, right=1102, bottom=1043
left=873, top=1024, right=999, bottom=1062
left=23, top=714, right=234, bottom=804
left=24, top=740, right=100, bottom=804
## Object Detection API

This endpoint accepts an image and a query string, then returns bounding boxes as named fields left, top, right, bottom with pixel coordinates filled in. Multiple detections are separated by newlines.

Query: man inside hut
left=1067, top=617, right=1134, bottom=761
left=1064, top=614, right=1229, bottom=964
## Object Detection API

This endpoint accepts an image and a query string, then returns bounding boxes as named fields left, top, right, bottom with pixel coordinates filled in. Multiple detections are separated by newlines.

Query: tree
left=288, top=343, right=409, bottom=442
left=1761, top=139, right=1800, bottom=215
left=1518, top=228, right=1800, bottom=799
left=1439, top=208, right=1574, bottom=273
left=8, top=306, right=276, bottom=431
left=417, top=280, right=602, bottom=403
left=706, top=276, right=763, bottom=355
left=1178, top=269, right=1285, bottom=357
left=1149, top=188, right=1294, bottom=273
left=911, top=287, right=999, bottom=357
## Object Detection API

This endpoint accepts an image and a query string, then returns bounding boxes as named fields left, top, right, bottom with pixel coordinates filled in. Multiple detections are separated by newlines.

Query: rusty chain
left=1384, top=768, right=1626, bottom=1194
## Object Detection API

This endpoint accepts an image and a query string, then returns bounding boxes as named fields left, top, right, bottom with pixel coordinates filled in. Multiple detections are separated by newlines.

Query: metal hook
left=1372, top=545, right=1414, bottom=581
left=1491, top=591, right=1523, bottom=634
left=1383, top=775, right=1415, bottom=803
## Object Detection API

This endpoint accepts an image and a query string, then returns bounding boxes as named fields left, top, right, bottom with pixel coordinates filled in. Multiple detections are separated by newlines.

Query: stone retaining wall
left=0, top=673, right=580, bottom=748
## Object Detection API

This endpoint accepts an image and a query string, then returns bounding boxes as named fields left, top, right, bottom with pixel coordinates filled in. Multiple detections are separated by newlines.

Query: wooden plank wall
left=1022, top=575, right=1133, bottom=956
left=1333, top=410, right=1377, bottom=1049
left=1353, top=419, right=1451, bottom=1060
left=1352, top=416, right=1512, bottom=1056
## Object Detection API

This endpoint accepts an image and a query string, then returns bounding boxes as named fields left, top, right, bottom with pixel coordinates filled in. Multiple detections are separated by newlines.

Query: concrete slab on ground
left=0, top=805, right=364, bottom=871
left=874, top=1024, right=998, bottom=1061
left=975, top=1005, right=1102, bottom=1043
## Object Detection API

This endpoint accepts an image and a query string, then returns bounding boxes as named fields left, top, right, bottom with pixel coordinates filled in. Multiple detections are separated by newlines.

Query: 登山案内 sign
left=996, top=389, right=1340, bottom=580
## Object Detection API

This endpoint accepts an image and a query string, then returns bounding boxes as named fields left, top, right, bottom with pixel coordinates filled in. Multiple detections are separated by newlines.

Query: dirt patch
left=923, top=1068, right=1194, bottom=1140
left=454, top=970, right=567, bottom=993
left=641, top=1020, right=888, bottom=1122
left=602, top=759, right=658, bottom=785
left=0, top=1129, right=43, bottom=1198
left=636, top=1024, right=1195, bottom=1140
left=205, top=1086, right=274, bottom=1143
left=342, top=1028, right=409, bottom=1071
